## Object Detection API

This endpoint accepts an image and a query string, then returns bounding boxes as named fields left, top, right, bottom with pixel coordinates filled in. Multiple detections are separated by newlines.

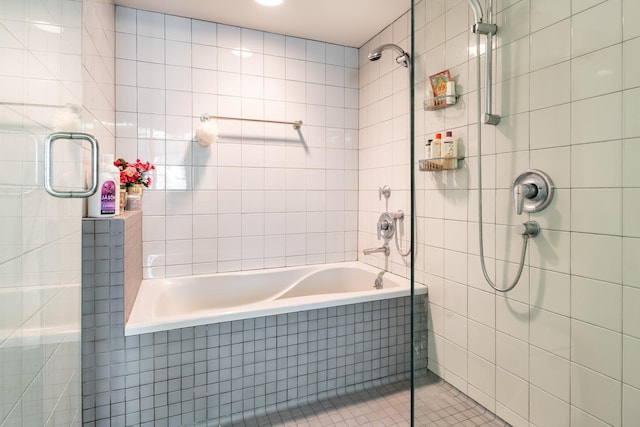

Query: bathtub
left=126, top=261, right=427, bottom=335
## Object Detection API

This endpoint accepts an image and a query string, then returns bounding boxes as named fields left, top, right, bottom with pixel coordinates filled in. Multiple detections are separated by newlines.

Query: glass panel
left=0, top=1, right=84, bottom=424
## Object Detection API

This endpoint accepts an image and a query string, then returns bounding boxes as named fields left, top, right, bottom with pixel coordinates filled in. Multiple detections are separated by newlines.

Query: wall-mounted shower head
left=367, top=43, right=410, bottom=67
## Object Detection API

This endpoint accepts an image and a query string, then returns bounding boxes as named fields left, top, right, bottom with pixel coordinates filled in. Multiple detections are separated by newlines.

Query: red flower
left=114, top=158, right=155, bottom=187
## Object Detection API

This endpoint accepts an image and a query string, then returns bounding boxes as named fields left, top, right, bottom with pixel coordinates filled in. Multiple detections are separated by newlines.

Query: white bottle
left=446, top=81, right=456, bottom=105
left=425, top=138, right=432, bottom=159
left=88, top=154, right=118, bottom=218
left=442, top=131, right=457, bottom=169
left=432, top=133, right=442, bottom=168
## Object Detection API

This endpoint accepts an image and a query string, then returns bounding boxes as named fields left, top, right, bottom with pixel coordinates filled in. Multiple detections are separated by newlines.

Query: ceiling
left=114, top=0, right=411, bottom=48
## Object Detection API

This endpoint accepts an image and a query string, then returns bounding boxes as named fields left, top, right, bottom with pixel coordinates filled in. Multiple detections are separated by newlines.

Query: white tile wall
left=115, top=7, right=359, bottom=278
left=412, top=0, right=640, bottom=425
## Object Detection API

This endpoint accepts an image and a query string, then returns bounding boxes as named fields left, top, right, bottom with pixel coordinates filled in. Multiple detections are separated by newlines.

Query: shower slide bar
left=200, top=113, right=303, bottom=130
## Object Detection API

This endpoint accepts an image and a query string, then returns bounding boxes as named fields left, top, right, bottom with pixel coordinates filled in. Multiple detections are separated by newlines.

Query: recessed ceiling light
left=255, top=0, right=283, bottom=6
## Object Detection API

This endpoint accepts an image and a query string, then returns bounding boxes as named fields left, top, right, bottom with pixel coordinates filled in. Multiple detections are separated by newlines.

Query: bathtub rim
left=125, top=261, right=427, bottom=336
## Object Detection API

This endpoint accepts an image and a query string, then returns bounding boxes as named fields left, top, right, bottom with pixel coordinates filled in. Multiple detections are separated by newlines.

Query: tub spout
left=374, top=270, right=385, bottom=289
left=363, top=243, right=390, bottom=256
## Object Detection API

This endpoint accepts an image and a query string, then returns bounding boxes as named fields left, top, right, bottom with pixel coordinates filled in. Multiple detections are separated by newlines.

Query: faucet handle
left=513, top=183, right=538, bottom=215
left=379, top=185, right=391, bottom=200
left=376, top=212, right=394, bottom=240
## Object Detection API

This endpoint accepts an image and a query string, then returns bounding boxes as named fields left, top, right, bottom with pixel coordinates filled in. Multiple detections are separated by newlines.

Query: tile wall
left=0, top=0, right=114, bottom=425
left=410, top=0, right=640, bottom=426
left=358, top=13, right=414, bottom=279
left=114, top=6, right=360, bottom=279
left=80, top=214, right=422, bottom=425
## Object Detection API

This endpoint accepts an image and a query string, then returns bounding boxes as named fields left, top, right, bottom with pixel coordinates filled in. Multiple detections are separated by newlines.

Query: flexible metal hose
left=475, top=32, right=529, bottom=293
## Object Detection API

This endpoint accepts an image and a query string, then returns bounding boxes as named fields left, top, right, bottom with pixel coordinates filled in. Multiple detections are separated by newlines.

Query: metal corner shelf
left=423, top=94, right=459, bottom=111
left=419, top=157, right=465, bottom=171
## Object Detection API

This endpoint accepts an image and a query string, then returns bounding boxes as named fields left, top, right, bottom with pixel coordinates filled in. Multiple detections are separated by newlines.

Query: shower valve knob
left=513, top=183, right=538, bottom=215
left=512, top=170, right=554, bottom=215
left=517, top=221, right=540, bottom=237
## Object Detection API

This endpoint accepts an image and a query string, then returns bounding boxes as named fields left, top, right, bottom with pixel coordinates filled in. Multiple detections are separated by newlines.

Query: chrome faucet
left=374, top=270, right=385, bottom=289
left=363, top=242, right=390, bottom=256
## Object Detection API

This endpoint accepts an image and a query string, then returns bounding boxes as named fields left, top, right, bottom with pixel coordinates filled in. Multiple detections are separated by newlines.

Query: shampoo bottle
left=442, top=131, right=457, bottom=169
left=88, top=154, right=118, bottom=218
left=432, top=133, right=442, bottom=167
left=102, top=154, right=121, bottom=214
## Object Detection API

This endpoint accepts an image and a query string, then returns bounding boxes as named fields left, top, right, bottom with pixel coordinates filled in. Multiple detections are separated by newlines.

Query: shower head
left=466, top=0, right=483, bottom=23
left=367, top=43, right=410, bottom=67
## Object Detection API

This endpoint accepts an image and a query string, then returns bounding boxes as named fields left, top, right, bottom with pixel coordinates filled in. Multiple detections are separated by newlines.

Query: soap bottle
left=425, top=138, right=432, bottom=159
left=432, top=133, right=442, bottom=168
left=102, top=154, right=121, bottom=214
left=88, top=154, right=118, bottom=218
left=442, top=131, right=457, bottom=169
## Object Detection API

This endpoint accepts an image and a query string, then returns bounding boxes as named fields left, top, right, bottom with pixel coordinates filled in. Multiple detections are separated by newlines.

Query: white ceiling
left=114, top=0, right=411, bottom=48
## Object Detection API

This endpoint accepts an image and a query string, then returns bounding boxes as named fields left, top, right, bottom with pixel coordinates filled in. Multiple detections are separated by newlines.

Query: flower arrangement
left=114, top=158, right=155, bottom=187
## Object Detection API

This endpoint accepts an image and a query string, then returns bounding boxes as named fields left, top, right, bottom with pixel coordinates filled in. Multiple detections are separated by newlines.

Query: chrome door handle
left=44, top=132, right=99, bottom=198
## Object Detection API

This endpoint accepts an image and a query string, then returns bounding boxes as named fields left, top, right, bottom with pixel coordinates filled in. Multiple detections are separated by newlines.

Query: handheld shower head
left=368, top=43, right=410, bottom=67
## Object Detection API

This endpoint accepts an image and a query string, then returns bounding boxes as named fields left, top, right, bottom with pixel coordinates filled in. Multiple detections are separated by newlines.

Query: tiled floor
left=235, top=372, right=509, bottom=426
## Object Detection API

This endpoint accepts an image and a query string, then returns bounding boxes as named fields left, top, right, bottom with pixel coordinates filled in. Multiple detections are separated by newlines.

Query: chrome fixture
left=512, top=170, right=554, bottom=215
left=368, top=43, right=410, bottom=67
left=377, top=212, right=395, bottom=240
left=379, top=185, right=391, bottom=200
left=363, top=213, right=394, bottom=256
left=477, top=168, right=553, bottom=292
left=44, top=132, right=99, bottom=198
left=467, top=0, right=500, bottom=125
left=363, top=243, right=390, bottom=256
left=200, top=113, right=302, bottom=130
left=374, top=270, right=385, bottom=289
left=517, top=221, right=541, bottom=237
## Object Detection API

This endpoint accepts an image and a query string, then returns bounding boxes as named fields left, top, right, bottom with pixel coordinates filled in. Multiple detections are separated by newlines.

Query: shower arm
left=471, top=0, right=500, bottom=125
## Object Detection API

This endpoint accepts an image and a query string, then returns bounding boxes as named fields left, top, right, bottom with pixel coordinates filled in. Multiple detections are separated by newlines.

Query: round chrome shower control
left=512, top=170, right=554, bottom=215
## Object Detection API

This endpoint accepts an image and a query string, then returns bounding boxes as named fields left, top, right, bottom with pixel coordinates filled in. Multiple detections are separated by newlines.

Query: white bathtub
left=126, top=261, right=427, bottom=335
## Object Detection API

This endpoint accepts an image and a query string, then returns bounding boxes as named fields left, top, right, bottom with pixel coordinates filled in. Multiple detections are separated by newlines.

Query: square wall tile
left=623, top=335, right=640, bottom=389
left=530, top=385, right=570, bottom=427
left=571, top=0, right=622, bottom=57
left=571, top=319, right=622, bottom=380
left=571, top=233, right=622, bottom=284
left=571, top=140, right=622, bottom=188
left=571, top=276, right=622, bottom=331
left=623, top=286, right=640, bottom=339
left=530, top=20, right=571, bottom=71
left=571, top=188, right=622, bottom=235
left=530, top=345, right=570, bottom=401
left=530, top=308, right=570, bottom=358
left=571, top=44, right=622, bottom=101
left=571, top=362, right=621, bottom=426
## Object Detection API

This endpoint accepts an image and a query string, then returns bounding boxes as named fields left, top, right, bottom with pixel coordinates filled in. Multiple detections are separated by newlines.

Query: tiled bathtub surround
left=114, top=6, right=361, bottom=279
left=405, top=0, right=640, bottom=425
left=81, top=223, right=427, bottom=426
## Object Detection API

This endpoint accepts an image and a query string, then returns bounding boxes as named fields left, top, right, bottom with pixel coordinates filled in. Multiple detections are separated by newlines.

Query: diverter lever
left=512, top=170, right=554, bottom=215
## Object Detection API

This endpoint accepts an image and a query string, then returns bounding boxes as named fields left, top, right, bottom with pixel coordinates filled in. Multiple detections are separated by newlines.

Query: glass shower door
left=0, top=1, right=86, bottom=424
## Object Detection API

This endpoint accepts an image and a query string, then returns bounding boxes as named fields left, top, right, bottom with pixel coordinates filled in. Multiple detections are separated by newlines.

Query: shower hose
left=474, top=32, right=529, bottom=293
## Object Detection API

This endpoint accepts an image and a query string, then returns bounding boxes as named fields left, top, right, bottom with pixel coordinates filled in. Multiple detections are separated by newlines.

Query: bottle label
left=100, top=180, right=116, bottom=215
left=442, top=142, right=453, bottom=157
